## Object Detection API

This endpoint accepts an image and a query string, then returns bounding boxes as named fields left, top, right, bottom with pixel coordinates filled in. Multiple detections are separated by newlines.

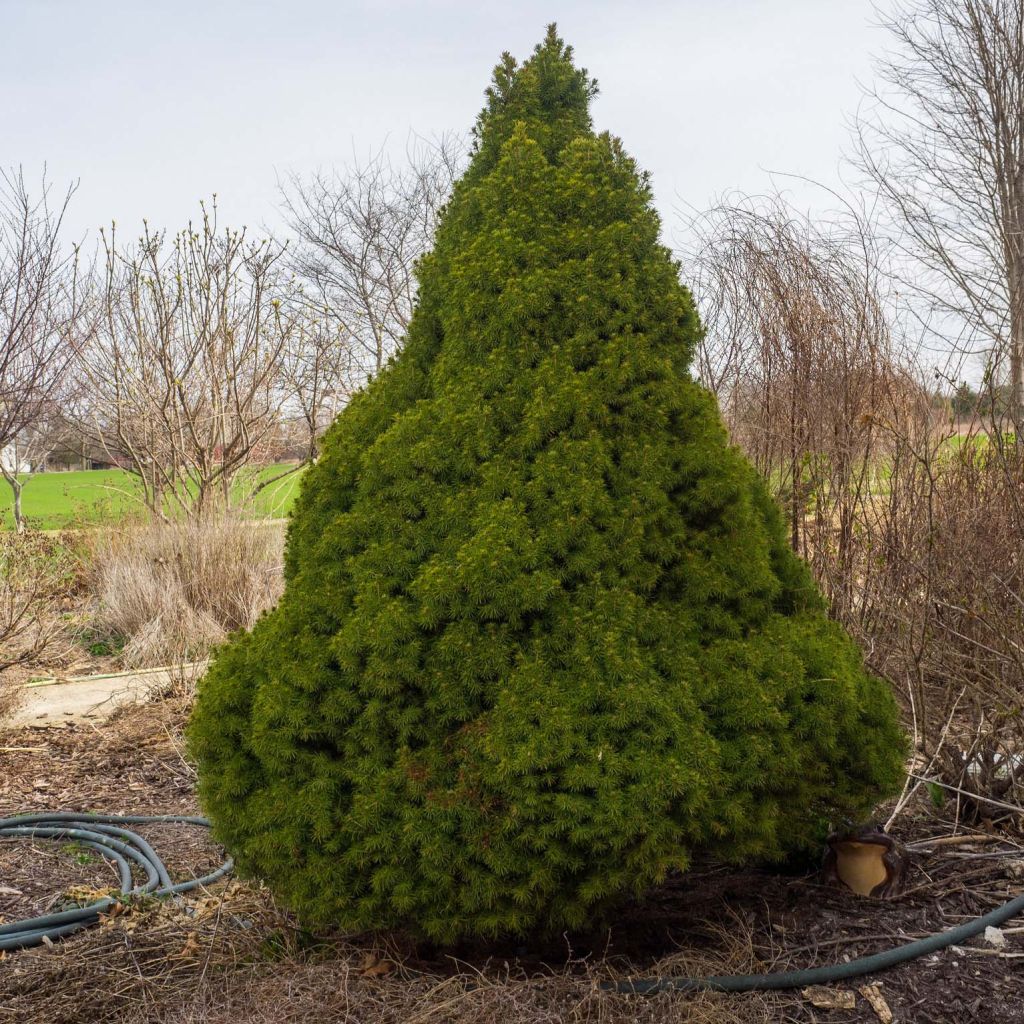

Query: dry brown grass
left=0, top=667, right=19, bottom=724
left=0, top=892, right=778, bottom=1024
left=169, top=962, right=773, bottom=1024
left=0, top=680, right=17, bottom=729
left=85, top=515, right=284, bottom=672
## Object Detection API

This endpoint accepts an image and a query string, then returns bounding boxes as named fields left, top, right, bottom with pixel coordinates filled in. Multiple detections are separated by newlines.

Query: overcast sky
left=3, top=0, right=891, bottom=250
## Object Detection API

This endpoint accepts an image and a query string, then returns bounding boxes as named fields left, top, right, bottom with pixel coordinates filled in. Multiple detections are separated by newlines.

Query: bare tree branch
left=853, top=0, right=1024, bottom=420
left=278, top=134, right=463, bottom=382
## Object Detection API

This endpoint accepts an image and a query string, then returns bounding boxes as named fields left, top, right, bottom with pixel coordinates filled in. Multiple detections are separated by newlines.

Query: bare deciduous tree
left=0, top=168, right=83, bottom=531
left=846, top=0, right=1024, bottom=812
left=276, top=303, right=354, bottom=464
left=279, top=135, right=462, bottom=381
left=854, top=0, right=1024, bottom=420
left=79, top=201, right=293, bottom=517
left=685, top=193, right=915, bottom=610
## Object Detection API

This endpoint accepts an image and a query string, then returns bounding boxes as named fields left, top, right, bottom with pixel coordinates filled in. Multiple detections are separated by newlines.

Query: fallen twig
left=906, top=773, right=1024, bottom=817
left=906, top=834, right=1005, bottom=851
left=949, top=945, right=1024, bottom=958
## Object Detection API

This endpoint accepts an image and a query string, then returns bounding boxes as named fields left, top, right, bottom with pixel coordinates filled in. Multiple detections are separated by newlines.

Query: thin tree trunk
left=2, top=469, right=26, bottom=534
left=13, top=481, right=24, bottom=534
left=1009, top=264, right=1024, bottom=430
left=790, top=362, right=800, bottom=553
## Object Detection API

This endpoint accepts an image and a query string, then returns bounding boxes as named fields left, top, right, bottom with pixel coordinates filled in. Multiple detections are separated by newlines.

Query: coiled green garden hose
left=0, top=812, right=233, bottom=952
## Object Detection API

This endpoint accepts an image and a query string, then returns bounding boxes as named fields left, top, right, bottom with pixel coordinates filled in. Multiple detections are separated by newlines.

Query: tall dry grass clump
left=87, top=515, right=284, bottom=671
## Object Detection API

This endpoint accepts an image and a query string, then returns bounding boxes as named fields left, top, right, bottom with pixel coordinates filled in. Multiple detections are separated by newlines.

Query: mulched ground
left=1, top=699, right=1022, bottom=1024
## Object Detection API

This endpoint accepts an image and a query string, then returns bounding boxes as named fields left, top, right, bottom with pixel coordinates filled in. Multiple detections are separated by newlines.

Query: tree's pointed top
left=471, top=25, right=598, bottom=171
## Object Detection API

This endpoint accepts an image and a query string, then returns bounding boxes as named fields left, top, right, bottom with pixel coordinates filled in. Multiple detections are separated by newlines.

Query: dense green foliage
left=190, top=28, right=905, bottom=941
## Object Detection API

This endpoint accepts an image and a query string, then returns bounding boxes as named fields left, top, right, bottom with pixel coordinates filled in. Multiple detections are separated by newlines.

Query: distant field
left=0, top=464, right=305, bottom=531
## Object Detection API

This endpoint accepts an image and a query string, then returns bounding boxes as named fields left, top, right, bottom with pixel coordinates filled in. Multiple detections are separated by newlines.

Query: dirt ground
left=1, top=698, right=1023, bottom=1024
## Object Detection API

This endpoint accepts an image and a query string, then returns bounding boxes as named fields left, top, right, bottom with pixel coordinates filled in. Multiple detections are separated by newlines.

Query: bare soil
left=1, top=700, right=1023, bottom=1024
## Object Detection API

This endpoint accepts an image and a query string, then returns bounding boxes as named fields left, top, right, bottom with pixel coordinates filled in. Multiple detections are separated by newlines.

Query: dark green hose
left=607, top=888, right=1024, bottom=994
left=0, top=812, right=233, bottom=952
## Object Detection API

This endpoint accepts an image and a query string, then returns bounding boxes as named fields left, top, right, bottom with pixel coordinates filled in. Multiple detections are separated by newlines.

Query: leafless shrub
left=686, top=193, right=922, bottom=616
left=0, top=535, right=77, bottom=711
left=0, top=537, right=77, bottom=727
left=851, top=414, right=1024, bottom=820
left=78, top=201, right=296, bottom=518
left=86, top=516, right=284, bottom=671
left=686, top=189, right=1024, bottom=821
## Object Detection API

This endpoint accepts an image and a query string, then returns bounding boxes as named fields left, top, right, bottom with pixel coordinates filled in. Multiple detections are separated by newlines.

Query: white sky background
left=3, top=0, right=893, bottom=253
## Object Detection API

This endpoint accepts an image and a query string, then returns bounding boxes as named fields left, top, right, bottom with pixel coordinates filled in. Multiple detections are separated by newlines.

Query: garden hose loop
left=0, top=812, right=233, bottom=952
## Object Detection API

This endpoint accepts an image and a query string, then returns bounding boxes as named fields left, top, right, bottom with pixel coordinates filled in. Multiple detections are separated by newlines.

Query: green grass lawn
left=0, top=464, right=305, bottom=531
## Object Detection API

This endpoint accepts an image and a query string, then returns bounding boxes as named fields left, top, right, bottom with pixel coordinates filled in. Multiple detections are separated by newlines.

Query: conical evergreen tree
left=189, top=28, right=904, bottom=941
